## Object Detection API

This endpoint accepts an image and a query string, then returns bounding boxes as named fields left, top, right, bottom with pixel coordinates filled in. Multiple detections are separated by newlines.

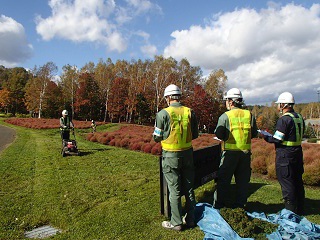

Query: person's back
left=213, top=88, right=257, bottom=209
left=153, top=84, right=198, bottom=231
left=261, top=92, right=305, bottom=215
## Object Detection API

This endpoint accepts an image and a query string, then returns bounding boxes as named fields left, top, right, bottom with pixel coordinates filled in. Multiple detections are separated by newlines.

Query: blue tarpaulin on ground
left=195, top=203, right=320, bottom=240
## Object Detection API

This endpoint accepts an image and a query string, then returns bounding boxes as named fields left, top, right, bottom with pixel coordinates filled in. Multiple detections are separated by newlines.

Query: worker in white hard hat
left=153, top=84, right=199, bottom=231
left=260, top=92, right=305, bottom=215
left=213, top=88, right=258, bottom=209
left=60, top=110, right=74, bottom=140
left=91, top=119, right=97, bottom=133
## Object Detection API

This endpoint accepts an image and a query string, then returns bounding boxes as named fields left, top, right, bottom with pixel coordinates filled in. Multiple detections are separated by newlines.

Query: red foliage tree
left=107, top=77, right=128, bottom=123
left=185, top=84, right=223, bottom=133
left=74, top=72, right=100, bottom=120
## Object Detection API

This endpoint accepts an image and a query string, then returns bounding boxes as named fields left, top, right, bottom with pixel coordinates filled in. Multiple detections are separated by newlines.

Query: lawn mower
left=61, top=129, right=80, bottom=157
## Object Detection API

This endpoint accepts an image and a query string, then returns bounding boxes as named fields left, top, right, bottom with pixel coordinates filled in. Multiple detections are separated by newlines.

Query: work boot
left=161, top=221, right=182, bottom=231
left=285, top=201, right=297, bottom=214
left=182, top=215, right=195, bottom=228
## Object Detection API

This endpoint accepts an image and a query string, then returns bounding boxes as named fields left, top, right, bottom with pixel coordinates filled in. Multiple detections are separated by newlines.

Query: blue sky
left=1, top=0, right=320, bottom=105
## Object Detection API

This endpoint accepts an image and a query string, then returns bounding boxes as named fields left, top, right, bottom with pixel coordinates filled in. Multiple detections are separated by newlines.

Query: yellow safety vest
left=161, top=106, right=192, bottom=151
left=281, top=112, right=303, bottom=146
left=60, top=117, right=71, bottom=131
left=224, top=109, right=252, bottom=151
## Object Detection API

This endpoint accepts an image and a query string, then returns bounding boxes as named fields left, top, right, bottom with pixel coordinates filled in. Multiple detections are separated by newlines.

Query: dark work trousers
left=276, top=147, right=305, bottom=214
left=214, top=150, right=252, bottom=208
left=61, top=130, right=70, bottom=141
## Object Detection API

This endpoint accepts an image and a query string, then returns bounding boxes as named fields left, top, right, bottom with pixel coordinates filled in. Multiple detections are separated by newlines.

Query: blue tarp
left=195, top=203, right=320, bottom=240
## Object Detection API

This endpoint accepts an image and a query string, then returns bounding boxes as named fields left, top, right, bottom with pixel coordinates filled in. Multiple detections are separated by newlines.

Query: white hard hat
left=224, top=88, right=243, bottom=100
left=164, top=84, right=182, bottom=97
left=62, top=110, right=68, bottom=115
left=275, top=92, right=295, bottom=104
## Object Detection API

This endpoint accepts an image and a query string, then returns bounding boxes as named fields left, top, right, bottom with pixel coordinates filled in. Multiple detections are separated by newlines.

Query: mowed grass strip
left=0, top=123, right=204, bottom=239
left=0, top=121, right=319, bottom=239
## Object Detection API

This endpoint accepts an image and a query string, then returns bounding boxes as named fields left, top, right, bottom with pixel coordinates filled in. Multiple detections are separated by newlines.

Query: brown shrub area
left=100, top=137, right=108, bottom=145
left=109, top=139, right=116, bottom=146
left=142, top=143, right=152, bottom=153
left=86, top=133, right=94, bottom=141
left=151, top=143, right=162, bottom=155
left=251, top=155, right=267, bottom=175
left=303, top=159, right=320, bottom=185
left=5, top=117, right=103, bottom=129
left=86, top=125, right=220, bottom=155
left=267, top=162, right=276, bottom=179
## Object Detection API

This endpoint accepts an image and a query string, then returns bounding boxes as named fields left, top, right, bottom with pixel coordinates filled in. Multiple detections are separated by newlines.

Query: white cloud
left=140, top=44, right=157, bottom=57
left=163, top=3, right=320, bottom=105
left=0, top=15, right=33, bottom=67
left=35, top=0, right=161, bottom=54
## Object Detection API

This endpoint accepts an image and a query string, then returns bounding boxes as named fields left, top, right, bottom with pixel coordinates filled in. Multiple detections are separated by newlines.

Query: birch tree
left=24, top=62, right=57, bottom=118
left=60, top=65, right=80, bottom=119
left=94, top=58, right=114, bottom=122
left=151, top=55, right=177, bottom=113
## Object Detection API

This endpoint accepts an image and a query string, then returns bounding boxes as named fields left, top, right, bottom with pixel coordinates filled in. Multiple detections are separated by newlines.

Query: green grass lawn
left=0, top=120, right=319, bottom=240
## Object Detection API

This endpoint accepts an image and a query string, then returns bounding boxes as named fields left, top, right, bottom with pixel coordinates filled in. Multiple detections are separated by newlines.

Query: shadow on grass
left=196, top=182, right=267, bottom=206
left=194, top=181, right=319, bottom=218
left=246, top=201, right=283, bottom=214
left=246, top=198, right=320, bottom=216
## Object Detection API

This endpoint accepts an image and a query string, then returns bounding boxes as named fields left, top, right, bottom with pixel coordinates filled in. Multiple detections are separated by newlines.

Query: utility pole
left=318, top=90, right=320, bottom=103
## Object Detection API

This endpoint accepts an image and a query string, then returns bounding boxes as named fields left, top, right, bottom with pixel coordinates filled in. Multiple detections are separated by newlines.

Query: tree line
left=0, top=56, right=227, bottom=132
left=0, top=55, right=319, bottom=134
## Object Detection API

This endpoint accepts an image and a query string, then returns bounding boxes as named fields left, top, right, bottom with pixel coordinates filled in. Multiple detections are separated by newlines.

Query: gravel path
left=0, top=125, right=16, bottom=152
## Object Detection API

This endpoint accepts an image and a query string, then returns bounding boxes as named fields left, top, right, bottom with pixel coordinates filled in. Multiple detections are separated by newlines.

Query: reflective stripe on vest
left=281, top=112, right=303, bottom=146
left=224, top=109, right=251, bottom=150
left=161, top=106, right=192, bottom=151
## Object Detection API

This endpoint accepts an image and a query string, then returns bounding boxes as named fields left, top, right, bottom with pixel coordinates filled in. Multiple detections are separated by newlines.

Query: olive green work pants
left=213, top=150, right=252, bottom=208
left=162, top=149, right=196, bottom=226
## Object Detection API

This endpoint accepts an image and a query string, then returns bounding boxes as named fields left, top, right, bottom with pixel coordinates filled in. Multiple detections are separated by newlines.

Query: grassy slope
left=0, top=121, right=319, bottom=239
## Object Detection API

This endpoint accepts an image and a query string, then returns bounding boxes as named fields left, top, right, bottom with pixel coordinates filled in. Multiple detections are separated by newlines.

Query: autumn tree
left=94, top=58, right=114, bottom=122
left=251, top=105, right=262, bottom=119
left=125, top=59, right=148, bottom=123
left=60, top=65, right=80, bottom=119
left=3, top=67, right=31, bottom=114
left=0, top=88, right=10, bottom=113
left=135, top=93, right=152, bottom=124
left=185, top=84, right=223, bottom=133
left=176, top=58, right=202, bottom=96
left=150, top=56, right=178, bottom=113
left=204, top=69, right=227, bottom=101
left=108, top=77, right=128, bottom=123
left=301, top=102, right=320, bottom=119
left=259, top=103, right=279, bottom=131
left=24, top=62, right=58, bottom=118
left=74, top=72, right=100, bottom=120
left=42, top=81, right=63, bottom=118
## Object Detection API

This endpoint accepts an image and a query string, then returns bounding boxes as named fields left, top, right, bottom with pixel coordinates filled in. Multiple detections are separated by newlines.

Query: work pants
left=276, top=148, right=305, bottom=215
left=61, top=130, right=70, bottom=141
left=214, top=150, right=251, bottom=209
left=162, top=149, right=196, bottom=226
